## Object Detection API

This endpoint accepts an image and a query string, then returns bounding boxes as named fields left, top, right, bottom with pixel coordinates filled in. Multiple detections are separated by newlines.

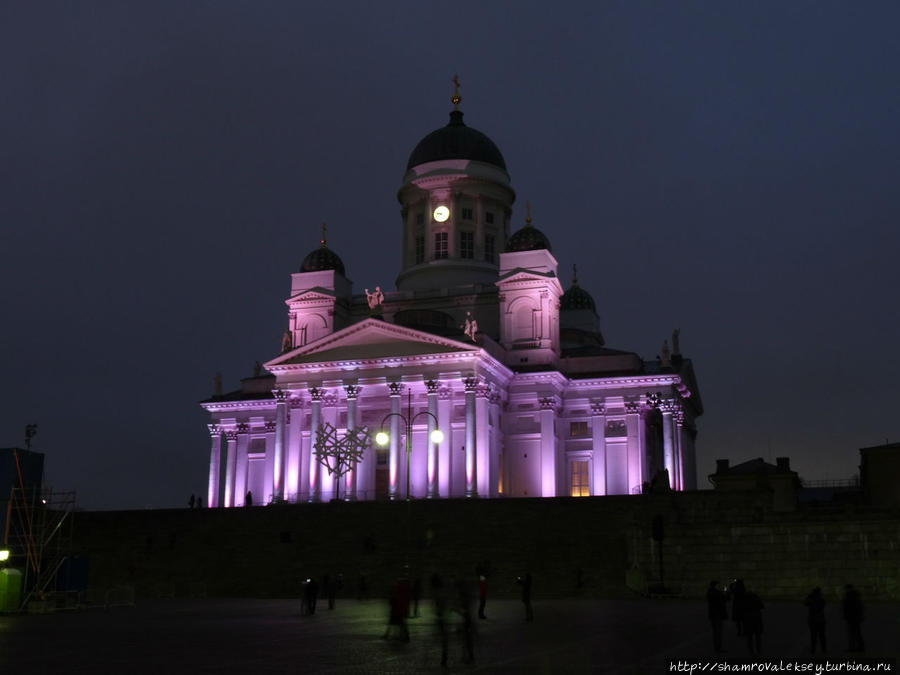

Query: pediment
left=496, top=268, right=557, bottom=284
left=285, top=287, right=337, bottom=304
left=266, top=318, right=480, bottom=367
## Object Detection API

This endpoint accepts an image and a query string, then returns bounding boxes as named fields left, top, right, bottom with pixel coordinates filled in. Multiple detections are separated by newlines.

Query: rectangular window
left=415, top=212, right=424, bottom=226
left=434, top=232, right=448, bottom=259
left=571, top=460, right=590, bottom=497
left=460, top=231, right=474, bottom=259
left=462, top=207, right=473, bottom=221
left=484, top=234, right=495, bottom=263
left=376, top=447, right=388, bottom=466
left=570, top=421, right=589, bottom=438
left=485, top=211, right=494, bottom=224
left=415, top=236, right=424, bottom=264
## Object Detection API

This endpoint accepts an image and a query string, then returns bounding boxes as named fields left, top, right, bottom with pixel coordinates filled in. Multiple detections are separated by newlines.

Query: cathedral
left=201, top=86, right=702, bottom=507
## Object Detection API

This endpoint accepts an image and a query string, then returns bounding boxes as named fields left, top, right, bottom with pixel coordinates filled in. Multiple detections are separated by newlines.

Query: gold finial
left=451, top=74, right=462, bottom=110
left=573, top=264, right=578, bottom=285
left=525, top=200, right=532, bottom=227
left=320, top=222, right=327, bottom=248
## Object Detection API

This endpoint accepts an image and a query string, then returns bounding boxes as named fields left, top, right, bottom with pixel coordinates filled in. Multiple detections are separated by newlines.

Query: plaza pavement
left=1, top=596, right=897, bottom=673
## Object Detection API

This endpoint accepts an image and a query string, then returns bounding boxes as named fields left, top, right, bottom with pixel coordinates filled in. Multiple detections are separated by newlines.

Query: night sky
left=2, top=2, right=898, bottom=510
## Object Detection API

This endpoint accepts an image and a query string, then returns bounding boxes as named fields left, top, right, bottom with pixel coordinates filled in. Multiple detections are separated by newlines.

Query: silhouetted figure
left=411, top=577, right=422, bottom=618
left=324, top=574, right=337, bottom=610
left=478, top=575, right=487, bottom=619
left=804, top=587, right=827, bottom=653
left=302, top=577, right=319, bottom=615
left=245, top=490, right=253, bottom=507
left=430, top=573, right=449, bottom=668
left=742, top=590, right=764, bottom=654
left=188, top=494, right=195, bottom=509
left=517, top=572, right=534, bottom=622
left=454, top=577, right=475, bottom=664
left=383, top=578, right=410, bottom=641
left=197, top=496, right=203, bottom=508
left=729, top=579, right=746, bottom=636
left=842, top=584, right=865, bottom=652
left=707, top=580, right=728, bottom=653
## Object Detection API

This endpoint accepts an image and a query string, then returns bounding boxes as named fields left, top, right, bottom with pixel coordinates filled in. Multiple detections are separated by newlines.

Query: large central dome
left=407, top=110, right=506, bottom=170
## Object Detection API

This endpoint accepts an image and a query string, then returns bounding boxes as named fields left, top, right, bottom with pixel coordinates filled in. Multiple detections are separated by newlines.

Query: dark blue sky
left=2, top=2, right=898, bottom=509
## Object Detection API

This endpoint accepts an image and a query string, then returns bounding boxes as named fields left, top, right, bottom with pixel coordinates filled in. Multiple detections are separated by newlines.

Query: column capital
left=388, top=381, right=403, bottom=397
left=237, top=423, right=250, bottom=434
left=224, top=429, right=239, bottom=441
left=272, top=389, right=288, bottom=402
left=344, top=383, right=360, bottom=400
left=207, top=423, right=221, bottom=437
left=438, top=386, right=453, bottom=400
left=309, top=386, right=323, bottom=402
left=659, top=397, right=681, bottom=414
left=425, top=379, right=439, bottom=394
left=289, top=397, right=303, bottom=409
left=539, top=396, right=560, bottom=413
left=463, top=376, right=479, bottom=393
left=264, top=420, right=277, bottom=433
left=591, top=401, right=606, bottom=416
left=644, top=392, right=662, bottom=409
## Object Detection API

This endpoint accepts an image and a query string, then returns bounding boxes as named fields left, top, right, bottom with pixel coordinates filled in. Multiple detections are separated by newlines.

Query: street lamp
left=375, top=387, right=444, bottom=501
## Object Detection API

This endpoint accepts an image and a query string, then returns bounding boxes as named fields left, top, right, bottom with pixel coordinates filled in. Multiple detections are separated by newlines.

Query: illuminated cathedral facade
left=201, top=89, right=702, bottom=506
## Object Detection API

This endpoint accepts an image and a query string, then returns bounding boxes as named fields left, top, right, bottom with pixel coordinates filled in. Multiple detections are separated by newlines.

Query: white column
left=539, top=397, right=557, bottom=497
left=662, top=404, right=676, bottom=490
left=475, top=384, right=490, bottom=497
left=389, top=382, right=401, bottom=500
left=591, top=403, right=606, bottom=496
left=286, top=398, right=303, bottom=502
left=224, top=430, right=238, bottom=507
left=344, top=384, right=359, bottom=501
left=425, top=380, right=439, bottom=498
left=308, top=387, right=323, bottom=502
left=272, top=389, right=287, bottom=502
left=437, top=386, right=452, bottom=497
left=674, top=408, right=685, bottom=491
left=464, top=377, right=478, bottom=498
left=234, top=424, right=249, bottom=506
left=207, top=424, right=221, bottom=508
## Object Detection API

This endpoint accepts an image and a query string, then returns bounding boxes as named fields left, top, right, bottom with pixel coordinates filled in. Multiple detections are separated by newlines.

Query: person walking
left=804, top=587, right=827, bottom=653
left=707, top=580, right=728, bottom=653
left=842, top=584, right=865, bottom=652
left=742, top=589, right=764, bottom=654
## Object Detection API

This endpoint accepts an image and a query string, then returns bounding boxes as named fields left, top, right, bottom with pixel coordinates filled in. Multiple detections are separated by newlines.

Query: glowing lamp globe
left=0, top=549, right=9, bottom=562
left=430, top=429, right=444, bottom=444
left=375, top=431, right=390, bottom=446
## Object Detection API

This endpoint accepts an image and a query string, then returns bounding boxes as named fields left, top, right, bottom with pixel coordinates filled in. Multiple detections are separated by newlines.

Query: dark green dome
left=506, top=224, right=552, bottom=253
left=407, top=110, right=506, bottom=170
left=561, top=283, right=596, bottom=312
left=301, top=245, right=345, bottom=276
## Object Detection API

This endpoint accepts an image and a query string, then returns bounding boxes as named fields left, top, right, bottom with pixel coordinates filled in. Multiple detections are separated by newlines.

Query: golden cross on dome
left=525, top=200, right=532, bottom=226
left=320, top=222, right=327, bottom=247
left=451, top=74, right=462, bottom=110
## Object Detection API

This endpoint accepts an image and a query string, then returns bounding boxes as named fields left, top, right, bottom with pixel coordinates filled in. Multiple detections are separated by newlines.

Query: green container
left=0, top=568, right=23, bottom=612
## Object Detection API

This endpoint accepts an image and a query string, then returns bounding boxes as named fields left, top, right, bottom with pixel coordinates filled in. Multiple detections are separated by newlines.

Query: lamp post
left=375, top=387, right=444, bottom=501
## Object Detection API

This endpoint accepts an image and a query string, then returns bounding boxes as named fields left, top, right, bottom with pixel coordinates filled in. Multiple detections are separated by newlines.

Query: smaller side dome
left=561, top=284, right=596, bottom=312
left=300, top=225, right=345, bottom=275
left=505, top=202, right=552, bottom=252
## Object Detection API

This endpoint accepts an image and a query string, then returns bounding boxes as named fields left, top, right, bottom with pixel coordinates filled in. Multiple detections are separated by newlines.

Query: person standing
left=478, top=575, right=487, bottom=619
left=517, top=572, right=533, bottom=622
left=707, top=580, right=728, bottom=653
left=842, top=584, right=865, bottom=652
left=804, top=587, right=827, bottom=653
left=742, top=590, right=764, bottom=654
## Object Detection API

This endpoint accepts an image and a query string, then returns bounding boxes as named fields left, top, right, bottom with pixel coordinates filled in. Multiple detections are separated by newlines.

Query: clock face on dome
left=433, top=205, right=450, bottom=222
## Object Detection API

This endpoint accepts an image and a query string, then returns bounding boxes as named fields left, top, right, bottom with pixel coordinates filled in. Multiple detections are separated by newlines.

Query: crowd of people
left=707, top=578, right=867, bottom=655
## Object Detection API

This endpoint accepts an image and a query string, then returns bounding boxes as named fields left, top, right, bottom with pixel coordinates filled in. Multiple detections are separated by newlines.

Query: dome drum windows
left=459, top=231, right=474, bottom=259
left=434, top=232, right=449, bottom=259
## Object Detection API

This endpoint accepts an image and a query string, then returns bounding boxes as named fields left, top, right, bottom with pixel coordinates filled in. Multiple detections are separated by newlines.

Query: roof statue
left=281, top=328, right=292, bottom=353
left=661, top=339, right=671, bottom=367
left=365, top=286, right=384, bottom=310
left=672, top=328, right=681, bottom=356
left=463, top=311, right=478, bottom=342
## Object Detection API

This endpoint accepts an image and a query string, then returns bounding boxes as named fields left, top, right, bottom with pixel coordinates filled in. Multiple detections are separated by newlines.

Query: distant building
left=708, top=457, right=800, bottom=511
left=201, top=89, right=703, bottom=506
left=859, top=442, right=900, bottom=507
